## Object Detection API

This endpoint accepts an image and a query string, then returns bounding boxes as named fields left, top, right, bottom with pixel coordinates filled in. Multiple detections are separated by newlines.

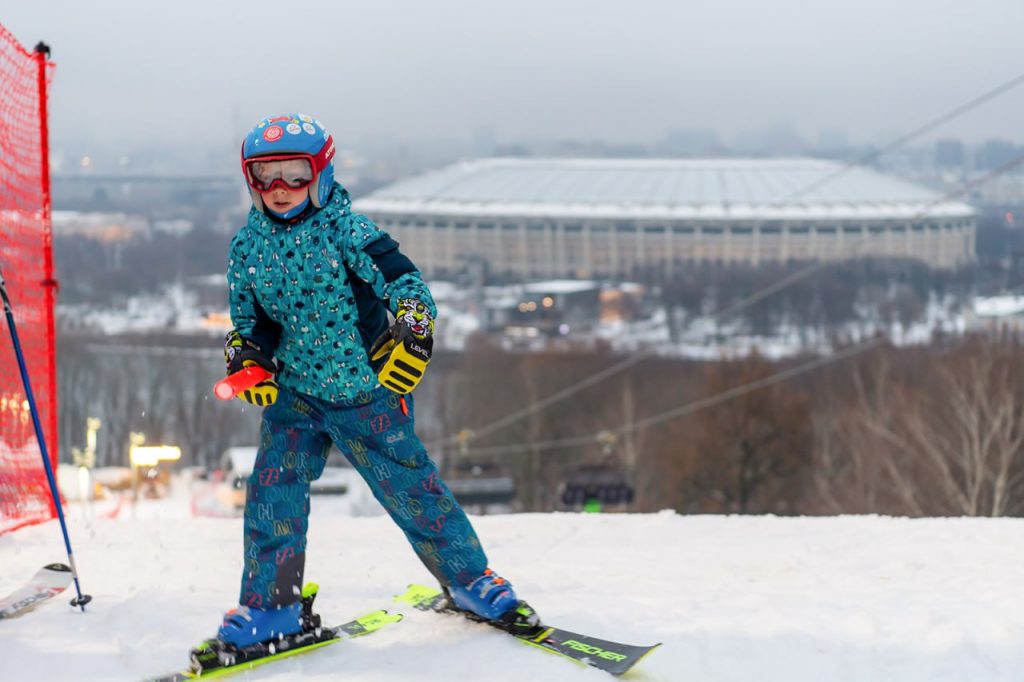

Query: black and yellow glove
left=370, top=320, right=432, bottom=394
left=224, top=330, right=279, bottom=407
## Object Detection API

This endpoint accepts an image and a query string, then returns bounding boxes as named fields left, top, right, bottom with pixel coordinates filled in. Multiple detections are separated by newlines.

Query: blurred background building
left=357, top=158, right=976, bottom=277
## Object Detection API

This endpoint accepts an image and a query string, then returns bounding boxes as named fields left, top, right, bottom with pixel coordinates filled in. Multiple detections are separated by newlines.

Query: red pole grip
left=213, top=366, right=272, bottom=400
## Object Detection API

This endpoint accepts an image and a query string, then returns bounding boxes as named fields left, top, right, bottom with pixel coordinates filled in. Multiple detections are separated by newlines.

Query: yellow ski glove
left=224, top=330, right=279, bottom=407
left=369, top=321, right=432, bottom=394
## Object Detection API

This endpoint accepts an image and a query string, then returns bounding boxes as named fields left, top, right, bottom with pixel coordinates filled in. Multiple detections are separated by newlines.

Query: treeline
left=57, top=333, right=261, bottom=469
left=56, top=330, right=1024, bottom=517
left=651, top=258, right=977, bottom=338
left=53, top=225, right=233, bottom=304
left=429, top=333, right=1024, bottom=517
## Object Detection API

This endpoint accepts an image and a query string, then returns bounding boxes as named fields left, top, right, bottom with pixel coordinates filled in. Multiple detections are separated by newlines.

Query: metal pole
left=0, top=269, right=91, bottom=610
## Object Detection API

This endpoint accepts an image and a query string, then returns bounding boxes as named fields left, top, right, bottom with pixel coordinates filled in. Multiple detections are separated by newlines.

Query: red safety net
left=0, top=24, right=57, bottom=534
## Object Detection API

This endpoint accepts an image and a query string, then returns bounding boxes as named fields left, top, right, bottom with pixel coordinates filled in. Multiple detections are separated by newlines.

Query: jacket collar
left=247, top=183, right=352, bottom=234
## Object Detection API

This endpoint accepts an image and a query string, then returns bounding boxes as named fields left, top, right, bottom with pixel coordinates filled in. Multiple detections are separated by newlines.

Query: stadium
left=356, top=158, right=976, bottom=278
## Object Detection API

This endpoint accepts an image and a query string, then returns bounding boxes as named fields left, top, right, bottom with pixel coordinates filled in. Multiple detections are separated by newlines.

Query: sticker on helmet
left=264, top=126, right=283, bottom=142
left=298, top=114, right=313, bottom=123
left=303, top=123, right=316, bottom=135
left=286, top=123, right=301, bottom=135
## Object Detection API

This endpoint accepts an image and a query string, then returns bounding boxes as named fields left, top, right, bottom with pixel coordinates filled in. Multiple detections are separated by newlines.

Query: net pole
left=0, top=269, right=91, bottom=610
left=35, top=41, right=59, bottom=512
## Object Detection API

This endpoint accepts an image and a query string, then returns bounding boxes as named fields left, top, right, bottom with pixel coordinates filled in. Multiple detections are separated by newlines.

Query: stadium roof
left=356, top=158, right=975, bottom=222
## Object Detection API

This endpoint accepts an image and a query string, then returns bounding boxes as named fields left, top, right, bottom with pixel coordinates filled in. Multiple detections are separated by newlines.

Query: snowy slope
left=1, top=503, right=1022, bottom=682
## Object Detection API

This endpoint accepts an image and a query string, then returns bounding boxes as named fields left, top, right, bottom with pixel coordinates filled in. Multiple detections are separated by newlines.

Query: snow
left=58, top=273, right=981, bottom=362
left=58, top=282, right=227, bottom=336
left=2, top=499, right=1022, bottom=682
left=433, top=303, right=480, bottom=351
left=522, top=280, right=600, bottom=295
left=973, top=295, right=1024, bottom=318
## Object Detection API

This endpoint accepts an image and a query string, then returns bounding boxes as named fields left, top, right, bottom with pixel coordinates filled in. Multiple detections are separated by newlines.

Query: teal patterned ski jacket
left=227, top=183, right=436, bottom=403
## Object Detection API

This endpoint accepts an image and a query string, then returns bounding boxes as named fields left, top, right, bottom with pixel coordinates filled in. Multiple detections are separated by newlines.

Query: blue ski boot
left=191, top=585, right=326, bottom=673
left=215, top=602, right=303, bottom=649
left=448, top=569, right=542, bottom=636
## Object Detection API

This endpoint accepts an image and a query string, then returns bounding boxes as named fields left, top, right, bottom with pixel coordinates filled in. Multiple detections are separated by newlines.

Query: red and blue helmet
left=241, top=113, right=336, bottom=211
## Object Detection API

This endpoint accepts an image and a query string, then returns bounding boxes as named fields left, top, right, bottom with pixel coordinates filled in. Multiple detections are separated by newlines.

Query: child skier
left=214, top=113, right=539, bottom=651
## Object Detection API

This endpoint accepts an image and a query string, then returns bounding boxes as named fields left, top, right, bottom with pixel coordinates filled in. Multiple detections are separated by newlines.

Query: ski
left=0, top=563, right=73, bottom=620
left=141, top=607, right=403, bottom=682
left=394, top=583, right=661, bottom=677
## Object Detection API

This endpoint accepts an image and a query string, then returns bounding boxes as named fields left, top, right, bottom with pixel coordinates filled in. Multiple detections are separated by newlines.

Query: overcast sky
left=4, top=0, right=1024, bottom=155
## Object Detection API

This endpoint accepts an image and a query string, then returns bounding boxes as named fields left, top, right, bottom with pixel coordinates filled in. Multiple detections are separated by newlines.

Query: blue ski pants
left=239, top=385, right=488, bottom=608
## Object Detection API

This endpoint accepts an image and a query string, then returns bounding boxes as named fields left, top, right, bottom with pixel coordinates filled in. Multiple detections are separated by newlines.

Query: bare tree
left=669, top=354, right=813, bottom=514
left=816, top=338, right=1024, bottom=516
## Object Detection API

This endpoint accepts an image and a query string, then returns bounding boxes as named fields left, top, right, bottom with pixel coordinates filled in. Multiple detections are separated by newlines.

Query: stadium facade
left=355, top=158, right=976, bottom=278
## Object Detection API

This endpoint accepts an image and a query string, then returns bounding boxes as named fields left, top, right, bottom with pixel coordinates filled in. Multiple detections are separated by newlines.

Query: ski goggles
left=244, top=155, right=316, bottom=192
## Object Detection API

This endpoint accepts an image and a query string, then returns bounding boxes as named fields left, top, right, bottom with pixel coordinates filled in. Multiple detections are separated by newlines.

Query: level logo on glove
left=370, top=320, right=432, bottom=395
left=224, top=330, right=279, bottom=407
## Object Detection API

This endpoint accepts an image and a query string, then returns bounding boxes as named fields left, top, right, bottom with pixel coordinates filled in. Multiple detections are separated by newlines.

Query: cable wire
left=465, top=334, right=886, bottom=457
left=781, top=70, right=1024, bottom=202
left=462, top=150, right=1024, bottom=458
left=429, top=74, right=1024, bottom=453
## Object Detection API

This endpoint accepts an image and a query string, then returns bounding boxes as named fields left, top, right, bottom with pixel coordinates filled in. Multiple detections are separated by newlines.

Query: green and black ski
left=142, top=587, right=402, bottom=682
left=395, top=583, right=661, bottom=677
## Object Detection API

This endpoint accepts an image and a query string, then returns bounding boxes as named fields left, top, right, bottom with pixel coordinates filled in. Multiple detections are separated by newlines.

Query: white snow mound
left=1, top=509, right=1022, bottom=681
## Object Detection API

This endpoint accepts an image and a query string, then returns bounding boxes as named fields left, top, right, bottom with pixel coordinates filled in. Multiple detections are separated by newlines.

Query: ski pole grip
left=214, top=366, right=273, bottom=400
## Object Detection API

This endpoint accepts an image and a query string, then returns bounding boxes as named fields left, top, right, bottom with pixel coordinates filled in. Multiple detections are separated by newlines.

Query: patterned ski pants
left=239, top=385, right=487, bottom=608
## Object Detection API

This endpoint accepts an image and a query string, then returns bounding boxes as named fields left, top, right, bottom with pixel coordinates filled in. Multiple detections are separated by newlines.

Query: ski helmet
left=241, top=113, right=336, bottom=212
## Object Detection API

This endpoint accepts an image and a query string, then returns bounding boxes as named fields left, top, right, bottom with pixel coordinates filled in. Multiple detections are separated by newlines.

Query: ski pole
left=0, top=268, right=92, bottom=611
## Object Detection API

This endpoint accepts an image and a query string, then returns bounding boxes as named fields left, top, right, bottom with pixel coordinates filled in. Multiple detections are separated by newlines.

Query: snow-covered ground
left=2, top=501, right=1022, bottom=682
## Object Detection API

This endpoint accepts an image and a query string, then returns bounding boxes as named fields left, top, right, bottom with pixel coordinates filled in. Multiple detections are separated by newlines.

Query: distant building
left=52, top=174, right=243, bottom=213
left=975, top=140, right=1020, bottom=171
left=490, top=280, right=601, bottom=335
left=483, top=279, right=646, bottom=340
left=935, top=139, right=966, bottom=168
left=356, top=158, right=976, bottom=277
left=969, top=295, right=1024, bottom=333
left=51, top=210, right=148, bottom=241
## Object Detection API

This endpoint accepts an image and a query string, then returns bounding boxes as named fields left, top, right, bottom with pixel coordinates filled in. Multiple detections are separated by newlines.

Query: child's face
left=261, top=185, right=309, bottom=214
